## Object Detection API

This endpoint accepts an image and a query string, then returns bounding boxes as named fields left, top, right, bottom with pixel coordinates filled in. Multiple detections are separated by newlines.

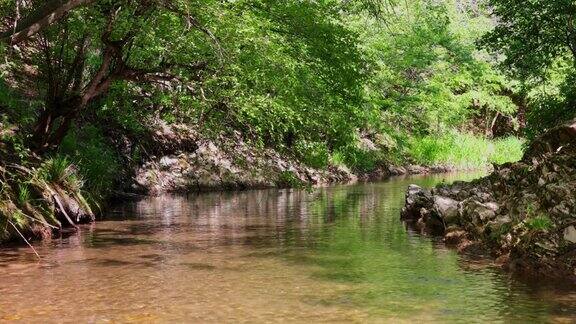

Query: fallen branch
left=52, top=193, right=79, bottom=229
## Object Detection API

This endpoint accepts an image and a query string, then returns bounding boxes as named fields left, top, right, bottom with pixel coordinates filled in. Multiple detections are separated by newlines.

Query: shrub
left=339, top=145, right=381, bottom=173
left=295, top=140, right=330, bottom=169
left=490, top=136, right=525, bottom=165
left=37, top=155, right=82, bottom=191
left=277, top=171, right=305, bottom=188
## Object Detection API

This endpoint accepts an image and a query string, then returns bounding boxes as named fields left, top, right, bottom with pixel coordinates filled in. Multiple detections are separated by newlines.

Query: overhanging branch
left=0, top=0, right=94, bottom=44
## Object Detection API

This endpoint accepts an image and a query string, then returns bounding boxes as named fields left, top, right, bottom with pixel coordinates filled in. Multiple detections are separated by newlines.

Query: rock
left=486, top=214, right=512, bottom=235
left=359, top=136, right=378, bottom=151
left=401, top=185, right=433, bottom=220
left=495, top=253, right=510, bottom=265
left=484, top=202, right=500, bottom=212
left=135, top=123, right=357, bottom=193
left=388, top=166, right=407, bottom=176
left=407, top=165, right=428, bottom=174
left=430, top=165, right=453, bottom=173
left=400, top=122, right=576, bottom=279
left=53, top=189, right=94, bottom=224
left=433, top=196, right=460, bottom=224
left=460, top=199, right=497, bottom=224
left=159, top=156, right=179, bottom=170
left=564, top=226, right=576, bottom=244
left=523, top=118, right=576, bottom=160
left=444, top=229, right=467, bottom=245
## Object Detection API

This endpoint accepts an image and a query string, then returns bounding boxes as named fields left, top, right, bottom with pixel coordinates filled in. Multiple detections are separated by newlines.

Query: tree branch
left=1, top=0, right=94, bottom=44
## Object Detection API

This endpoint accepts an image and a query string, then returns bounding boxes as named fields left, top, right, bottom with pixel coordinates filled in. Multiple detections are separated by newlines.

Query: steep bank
left=402, top=120, right=576, bottom=279
left=131, top=123, right=353, bottom=194
left=0, top=151, right=94, bottom=243
left=128, top=122, right=458, bottom=195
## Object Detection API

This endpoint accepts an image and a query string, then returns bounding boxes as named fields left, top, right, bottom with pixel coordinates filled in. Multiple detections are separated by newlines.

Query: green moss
left=525, top=215, right=554, bottom=232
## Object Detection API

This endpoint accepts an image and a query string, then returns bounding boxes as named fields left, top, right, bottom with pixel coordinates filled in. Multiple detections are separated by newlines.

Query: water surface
left=1, top=173, right=575, bottom=323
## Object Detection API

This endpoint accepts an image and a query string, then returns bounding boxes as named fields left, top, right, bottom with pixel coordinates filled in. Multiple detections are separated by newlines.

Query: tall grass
left=60, top=125, right=120, bottom=200
left=37, top=155, right=83, bottom=191
left=408, top=132, right=524, bottom=168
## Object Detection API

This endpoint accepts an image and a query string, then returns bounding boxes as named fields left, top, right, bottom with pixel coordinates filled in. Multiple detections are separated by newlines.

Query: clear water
left=1, top=173, right=575, bottom=323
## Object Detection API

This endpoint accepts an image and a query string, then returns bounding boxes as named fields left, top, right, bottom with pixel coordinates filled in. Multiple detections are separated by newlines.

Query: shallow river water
left=1, top=173, right=576, bottom=323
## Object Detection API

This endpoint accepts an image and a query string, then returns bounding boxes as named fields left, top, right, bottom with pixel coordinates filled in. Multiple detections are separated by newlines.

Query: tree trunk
left=31, top=98, right=83, bottom=151
left=32, top=108, right=59, bottom=150
left=48, top=112, right=77, bottom=147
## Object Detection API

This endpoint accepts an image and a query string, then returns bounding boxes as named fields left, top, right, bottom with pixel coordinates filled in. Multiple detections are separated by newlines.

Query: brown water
left=1, top=173, right=576, bottom=323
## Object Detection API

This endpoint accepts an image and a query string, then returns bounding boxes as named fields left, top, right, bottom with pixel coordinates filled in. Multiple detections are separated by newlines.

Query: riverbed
left=1, top=173, right=575, bottom=322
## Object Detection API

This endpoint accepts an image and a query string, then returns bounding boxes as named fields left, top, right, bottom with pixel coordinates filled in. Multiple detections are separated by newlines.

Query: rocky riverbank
left=129, top=122, right=460, bottom=195
left=402, top=121, right=576, bottom=280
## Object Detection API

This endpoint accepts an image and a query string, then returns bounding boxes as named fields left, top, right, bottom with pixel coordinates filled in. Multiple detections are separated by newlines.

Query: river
left=0, top=172, right=575, bottom=322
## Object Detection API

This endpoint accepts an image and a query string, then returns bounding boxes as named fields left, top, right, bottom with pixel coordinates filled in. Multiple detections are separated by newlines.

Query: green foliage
left=329, top=151, right=347, bottom=168
left=37, top=155, right=79, bottom=189
left=277, top=171, right=305, bottom=189
left=16, top=184, right=30, bottom=205
left=524, top=68, right=576, bottom=140
left=339, top=145, right=382, bottom=172
left=0, top=0, right=535, bottom=204
left=481, top=0, right=576, bottom=137
left=60, top=125, right=120, bottom=198
left=525, top=215, right=554, bottom=232
left=360, top=0, right=517, bottom=136
left=295, top=141, right=330, bottom=169
left=208, top=0, right=368, bottom=151
left=480, top=0, right=576, bottom=81
left=490, top=137, right=525, bottom=165
left=408, top=132, right=523, bottom=168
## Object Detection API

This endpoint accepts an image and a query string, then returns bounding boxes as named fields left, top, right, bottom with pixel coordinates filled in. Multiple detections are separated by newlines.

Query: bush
left=276, top=171, right=305, bottom=188
left=295, top=140, right=330, bottom=169
left=37, top=155, right=83, bottom=191
left=338, top=145, right=382, bottom=173
left=490, top=136, right=525, bottom=165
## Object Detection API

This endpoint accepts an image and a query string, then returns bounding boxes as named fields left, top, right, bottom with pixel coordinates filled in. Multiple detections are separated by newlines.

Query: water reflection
left=0, top=172, right=575, bottom=322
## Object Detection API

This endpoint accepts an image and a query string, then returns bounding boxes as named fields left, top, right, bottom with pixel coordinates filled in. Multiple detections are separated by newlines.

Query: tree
left=359, top=0, right=515, bottom=136
left=480, top=0, right=576, bottom=137
left=2, top=0, right=219, bottom=150
left=480, top=0, right=576, bottom=81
